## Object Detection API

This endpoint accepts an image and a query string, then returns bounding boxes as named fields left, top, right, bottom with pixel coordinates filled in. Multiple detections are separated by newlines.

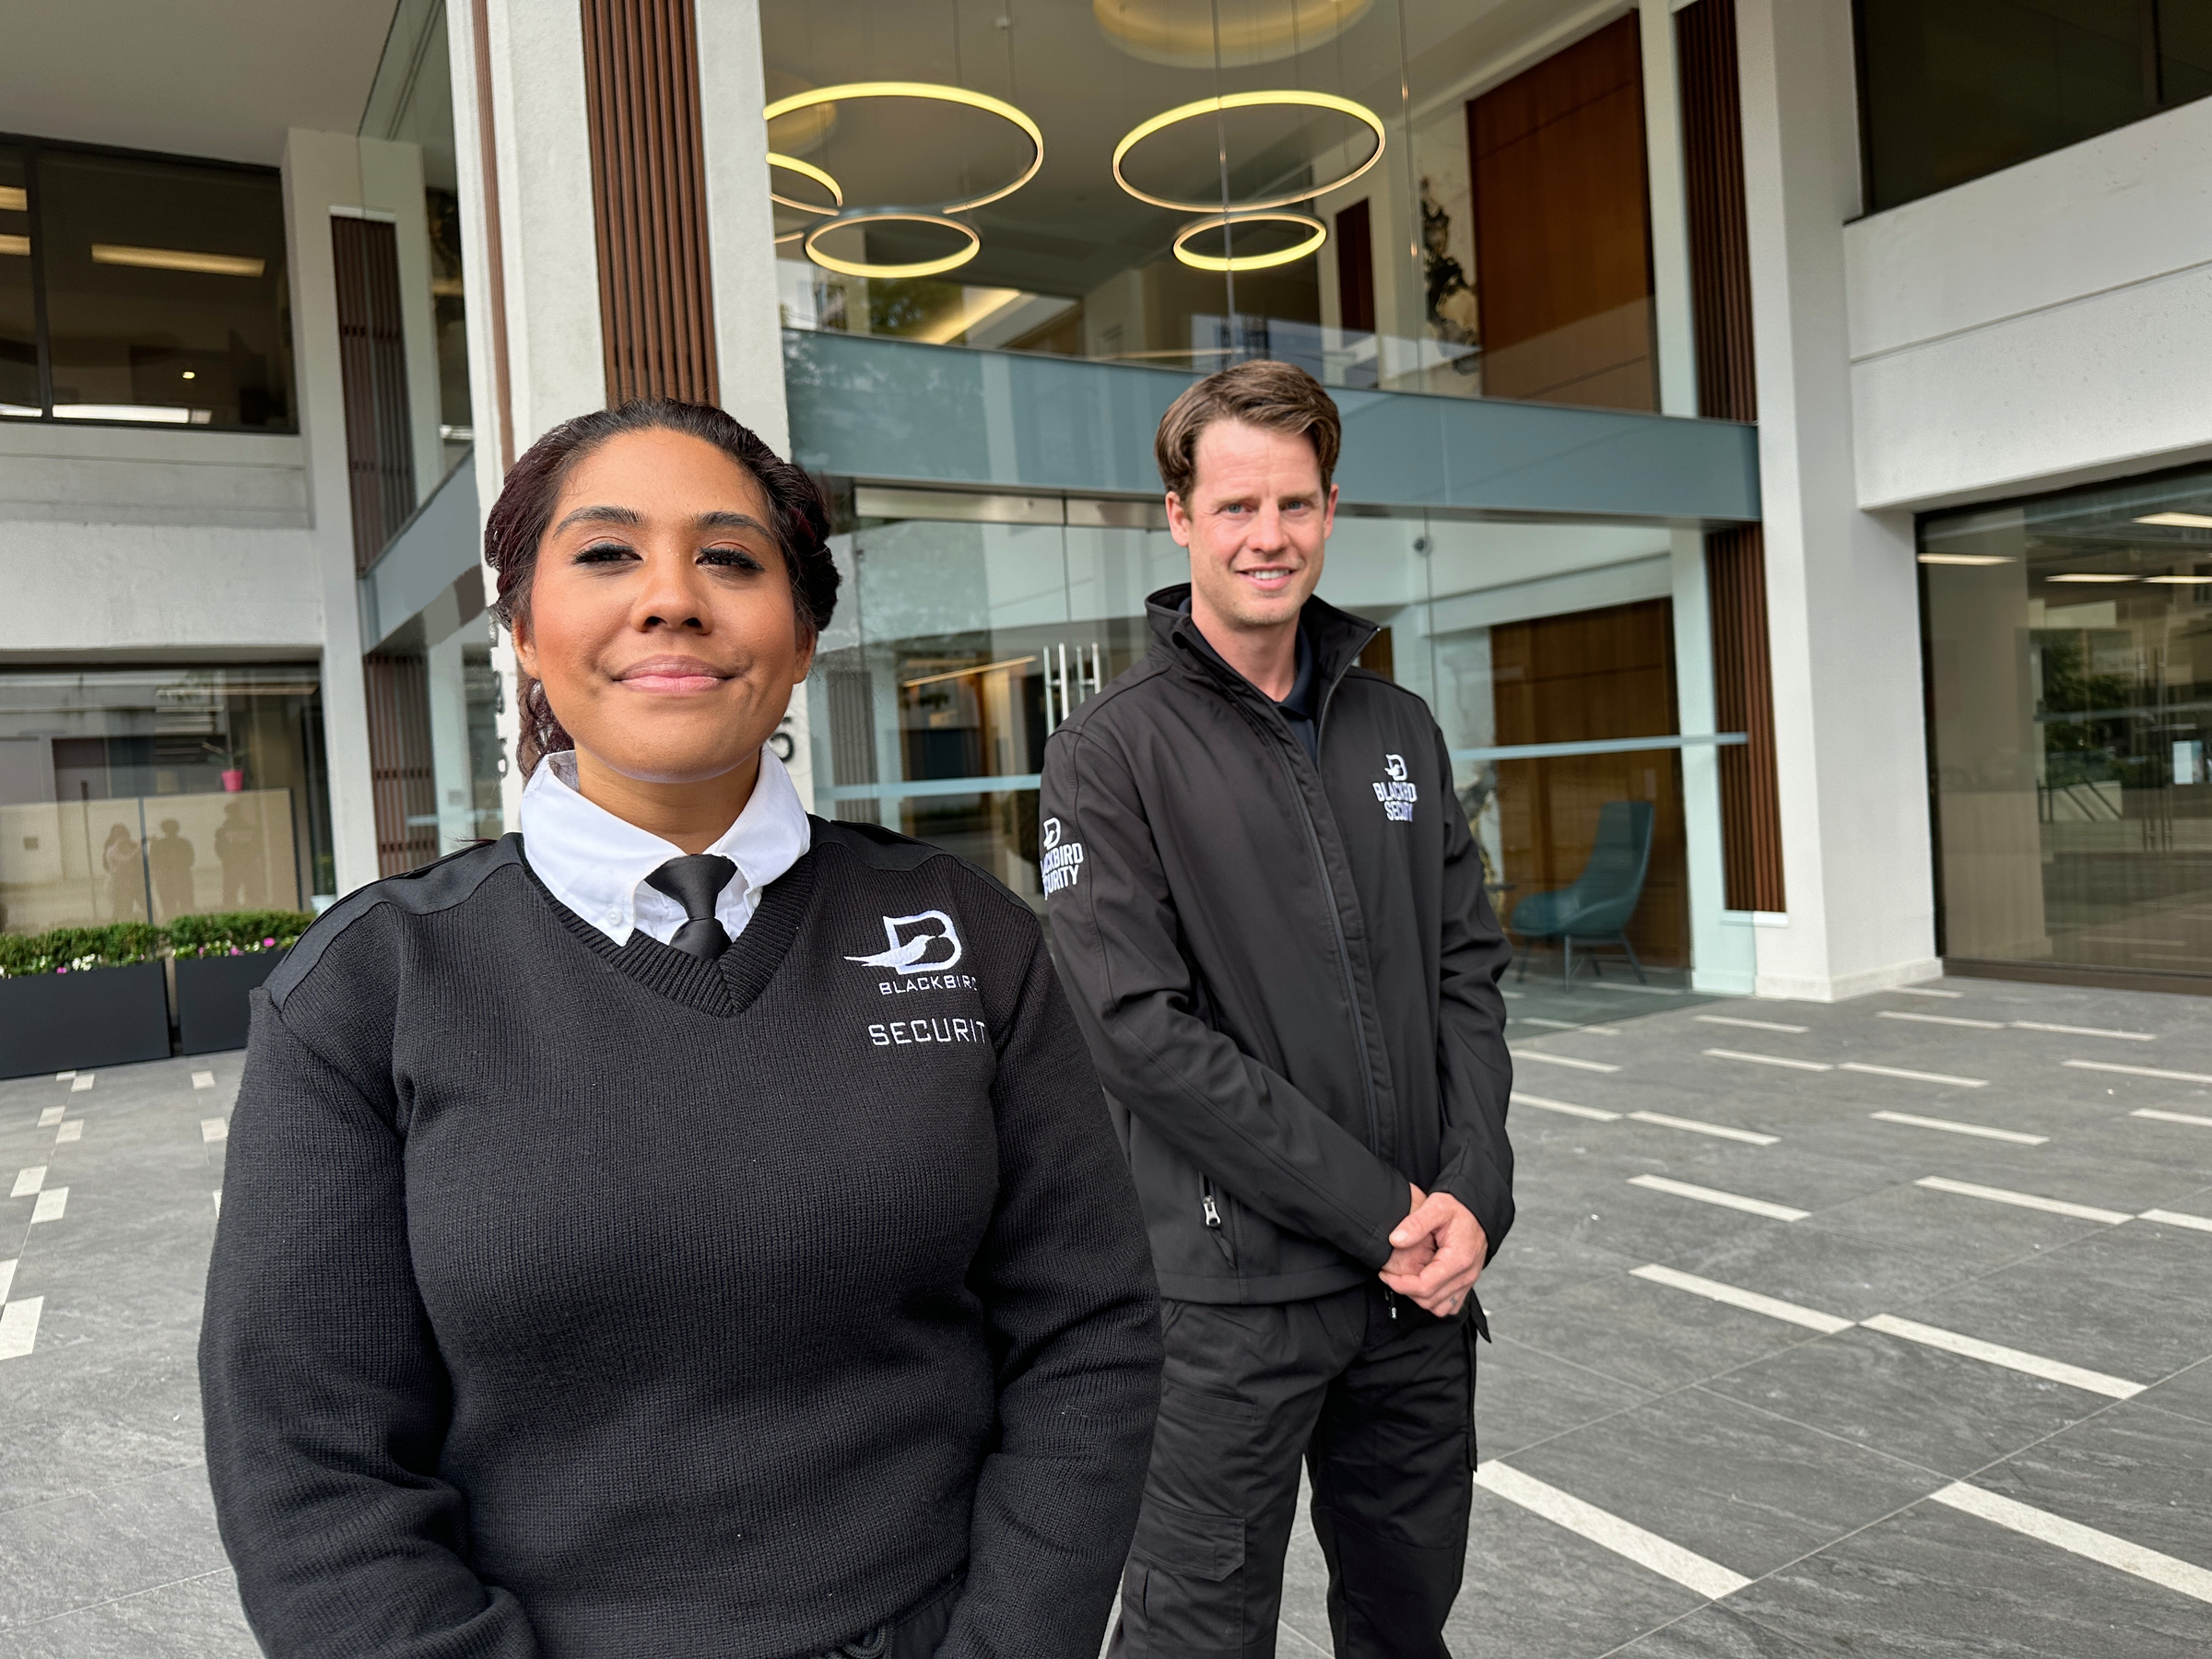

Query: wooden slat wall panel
left=1335, top=198, right=1376, bottom=335
left=1677, top=0, right=1756, bottom=421
left=1706, top=525, right=1785, bottom=911
left=580, top=0, right=718, bottom=405
left=331, top=216, right=416, bottom=572
left=363, top=653, right=440, bottom=877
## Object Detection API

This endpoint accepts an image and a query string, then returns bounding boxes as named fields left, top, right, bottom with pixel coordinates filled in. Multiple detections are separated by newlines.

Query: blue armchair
left=1509, top=800, right=1654, bottom=986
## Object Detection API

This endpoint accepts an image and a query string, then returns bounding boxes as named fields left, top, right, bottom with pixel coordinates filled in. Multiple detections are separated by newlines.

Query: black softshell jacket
left=1041, top=586, right=1514, bottom=1304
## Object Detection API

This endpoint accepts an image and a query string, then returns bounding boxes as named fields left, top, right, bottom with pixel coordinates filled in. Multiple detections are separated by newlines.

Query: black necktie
left=646, top=854, right=737, bottom=961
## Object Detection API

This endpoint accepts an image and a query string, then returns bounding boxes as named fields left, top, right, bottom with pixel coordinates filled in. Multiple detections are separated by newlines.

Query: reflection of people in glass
left=102, top=822, right=144, bottom=921
left=1420, top=177, right=1479, bottom=366
left=215, top=799, right=262, bottom=907
left=148, top=818, right=196, bottom=920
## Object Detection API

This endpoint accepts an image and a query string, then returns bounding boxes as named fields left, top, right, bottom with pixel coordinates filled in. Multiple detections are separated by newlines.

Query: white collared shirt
left=518, top=746, right=811, bottom=947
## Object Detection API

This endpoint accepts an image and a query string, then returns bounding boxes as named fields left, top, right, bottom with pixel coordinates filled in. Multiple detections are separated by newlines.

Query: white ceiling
left=0, top=0, right=399, bottom=166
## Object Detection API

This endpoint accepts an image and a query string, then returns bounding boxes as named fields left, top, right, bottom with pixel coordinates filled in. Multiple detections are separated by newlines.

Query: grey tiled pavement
left=4, top=977, right=2209, bottom=1656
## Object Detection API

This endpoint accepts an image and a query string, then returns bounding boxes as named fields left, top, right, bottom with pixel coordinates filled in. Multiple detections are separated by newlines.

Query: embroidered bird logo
left=846, top=911, right=964, bottom=973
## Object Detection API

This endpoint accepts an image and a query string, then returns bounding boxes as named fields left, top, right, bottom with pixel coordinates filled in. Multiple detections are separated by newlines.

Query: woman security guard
left=199, top=399, right=1163, bottom=1659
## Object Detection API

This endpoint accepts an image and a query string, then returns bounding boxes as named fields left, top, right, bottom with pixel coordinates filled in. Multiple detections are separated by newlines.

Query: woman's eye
left=574, top=542, right=635, bottom=565
left=700, top=547, right=765, bottom=572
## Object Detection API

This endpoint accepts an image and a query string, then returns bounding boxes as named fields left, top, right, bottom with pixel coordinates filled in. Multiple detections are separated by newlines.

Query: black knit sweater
left=198, top=822, right=1163, bottom=1659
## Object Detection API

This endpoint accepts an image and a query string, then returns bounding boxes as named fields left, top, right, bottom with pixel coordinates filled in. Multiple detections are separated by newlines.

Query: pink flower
left=262, top=936, right=276, bottom=947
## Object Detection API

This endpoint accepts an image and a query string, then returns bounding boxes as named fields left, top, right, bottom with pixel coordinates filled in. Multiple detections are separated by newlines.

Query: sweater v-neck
left=520, top=832, right=818, bottom=1018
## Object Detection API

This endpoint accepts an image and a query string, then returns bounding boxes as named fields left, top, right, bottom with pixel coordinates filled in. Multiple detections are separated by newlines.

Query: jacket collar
left=1146, top=583, right=1380, bottom=715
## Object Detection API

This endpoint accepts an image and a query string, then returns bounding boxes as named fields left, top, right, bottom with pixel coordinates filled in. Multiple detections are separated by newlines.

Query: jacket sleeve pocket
left=1129, top=1496, right=1246, bottom=1582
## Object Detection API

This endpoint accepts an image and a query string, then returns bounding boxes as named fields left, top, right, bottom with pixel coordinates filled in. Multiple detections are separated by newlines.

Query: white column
left=426, top=628, right=476, bottom=854
left=449, top=0, right=606, bottom=829
left=1669, top=528, right=1755, bottom=991
left=357, top=136, right=446, bottom=502
left=1735, top=0, right=1938, bottom=999
left=699, top=0, right=819, bottom=809
left=1639, top=0, right=1700, bottom=417
left=281, top=129, right=382, bottom=897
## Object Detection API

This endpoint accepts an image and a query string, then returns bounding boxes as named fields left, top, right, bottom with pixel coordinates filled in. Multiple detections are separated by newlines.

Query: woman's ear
left=509, top=608, right=537, bottom=679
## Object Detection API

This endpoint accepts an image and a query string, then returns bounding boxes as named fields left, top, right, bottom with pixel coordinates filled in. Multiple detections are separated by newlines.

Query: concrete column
left=699, top=0, right=819, bottom=809
left=1639, top=0, right=1700, bottom=418
left=356, top=137, right=446, bottom=504
left=448, top=0, right=606, bottom=826
left=1735, top=0, right=1938, bottom=999
left=425, top=628, right=476, bottom=856
left=281, top=129, right=382, bottom=897
left=1669, top=528, right=1756, bottom=992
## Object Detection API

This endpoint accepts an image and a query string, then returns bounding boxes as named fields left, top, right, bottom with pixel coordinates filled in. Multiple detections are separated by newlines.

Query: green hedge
left=0, top=910, right=318, bottom=978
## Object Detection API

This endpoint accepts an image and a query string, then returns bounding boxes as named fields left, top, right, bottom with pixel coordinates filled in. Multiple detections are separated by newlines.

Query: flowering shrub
left=164, top=911, right=318, bottom=961
left=0, top=923, right=166, bottom=979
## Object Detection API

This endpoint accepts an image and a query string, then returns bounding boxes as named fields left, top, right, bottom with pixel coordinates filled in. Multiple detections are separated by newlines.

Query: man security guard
left=1041, top=359, right=1514, bottom=1656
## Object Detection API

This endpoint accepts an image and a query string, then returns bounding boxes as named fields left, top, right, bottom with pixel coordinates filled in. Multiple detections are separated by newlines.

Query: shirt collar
left=518, top=746, right=811, bottom=944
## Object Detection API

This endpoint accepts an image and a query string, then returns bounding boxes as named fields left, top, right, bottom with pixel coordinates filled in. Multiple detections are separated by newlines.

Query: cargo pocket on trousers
left=1129, top=1496, right=1246, bottom=1651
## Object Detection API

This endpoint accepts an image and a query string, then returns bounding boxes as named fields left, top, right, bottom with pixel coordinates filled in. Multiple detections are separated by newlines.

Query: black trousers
left=1109, top=1283, right=1477, bottom=1658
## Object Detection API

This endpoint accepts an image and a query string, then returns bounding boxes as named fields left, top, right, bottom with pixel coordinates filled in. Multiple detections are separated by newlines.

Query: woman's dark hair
left=483, top=398, right=838, bottom=777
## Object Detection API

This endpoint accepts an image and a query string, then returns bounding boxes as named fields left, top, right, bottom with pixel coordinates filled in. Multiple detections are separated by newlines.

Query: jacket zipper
left=1201, top=1176, right=1235, bottom=1264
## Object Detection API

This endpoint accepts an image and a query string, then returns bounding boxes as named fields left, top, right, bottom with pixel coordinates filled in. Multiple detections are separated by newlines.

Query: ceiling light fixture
left=2144, top=574, right=2212, bottom=583
left=2136, top=511, right=2212, bottom=529
left=764, top=83, right=1042, bottom=213
left=91, top=243, right=265, bottom=277
left=1172, top=210, right=1327, bottom=273
left=0, top=186, right=26, bottom=213
left=0, top=233, right=28, bottom=258
left=803, top=210, right=982, bottom=279
left=2046, top=573, right=2137, bottom=582
left=768, top=153, right=843, bottom=215
left=1112, top=89, right=1385, bottom=213
left=1916, top=553, right=2011, bottom=566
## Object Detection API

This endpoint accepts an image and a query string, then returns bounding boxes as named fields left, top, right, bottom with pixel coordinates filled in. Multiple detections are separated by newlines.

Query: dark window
left=1857, top=1, right=2212, bottom=212
left=1335, top=199, right=1376, bottom=335
left=0, top=136, right=294, bottom=430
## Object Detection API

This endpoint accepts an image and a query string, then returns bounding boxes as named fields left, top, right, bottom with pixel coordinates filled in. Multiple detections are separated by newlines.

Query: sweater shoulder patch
left=265, top=837, right=524, bottom=1008
left=809, top=816, right=952, bottom=872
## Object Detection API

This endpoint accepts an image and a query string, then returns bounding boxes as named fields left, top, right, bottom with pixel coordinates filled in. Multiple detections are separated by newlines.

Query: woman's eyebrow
left=695, top=511, right=772, bottom=535
left=552, top=503, right=643, bottom=535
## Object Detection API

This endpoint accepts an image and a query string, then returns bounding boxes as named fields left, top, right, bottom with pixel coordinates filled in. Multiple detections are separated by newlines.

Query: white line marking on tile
left=1695, top=1014, right=1808, bottom=1034
left=1628, top=1110, right=1779, bottom=1146
left=2137, top=1207, right=2212, bottom=1234
left=1515, top=1050, right=1622, bottom=1074
left=1630, top=1264, right=1853, bottom=1333
left=1580, top=982, right=1686, bottom=996
left=1891, top=986, right=1962, bottom=997
left=37, top=1107, right=63, bottom=1127
left=1475, top=1461, right=1750, bottom=1600
left=2010, top=1021, right=2153, bottom=1041
left=30, top=1188, right=66, bottom=1224
left=0, top=1258, right=12, bottom=1300
left=1629, top=1174, right=1809, bottom=1220
left=53, top=1071, right=75, bottom=1081
left=1704, top=1048, right=1832, bottom=1072
left=2065, top=1059, right=2212, bottom=1085
left=1878, top=1010, right=2006, bottom=1030
left=1858, top=1314, right=2143, bottom=1398
left=10, top=1167, right=45, bottom=1198
left=192, top=1070, right=215, bottom=1089
left=68, top=1075, right=92, bottom=1092
left=1870, top=1110, right=2045, bottom=1146
left=0, top=1296, right=44, bottom=1361
left=1513, top=1092, right=1620, bottom=1122
left=1841, top=1062, right=1989, bottom=1088
left=2131, top=1109, right=2212, bottom=1128
left=1914, top=1176, right=2130, bottom=1225
left=53, top=1121, right=82, bottom=1144
left=1516, top=1018, right=1622, bottom=1034
left=1928, top=1482, right=2212, bottom=1604
left=211, top=1189, right=222, bottom=1218
left=201, top=1118, right=229, bottom=1144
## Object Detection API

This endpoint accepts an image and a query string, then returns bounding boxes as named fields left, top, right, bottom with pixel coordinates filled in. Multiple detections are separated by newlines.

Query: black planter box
left=177, top=950, right=287, bottom=1056
left=0, top=961, right=171, bottom=1079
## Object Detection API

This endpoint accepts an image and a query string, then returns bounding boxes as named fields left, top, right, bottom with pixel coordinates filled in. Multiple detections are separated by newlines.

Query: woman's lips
left=618, top=658, right=728, bottom=694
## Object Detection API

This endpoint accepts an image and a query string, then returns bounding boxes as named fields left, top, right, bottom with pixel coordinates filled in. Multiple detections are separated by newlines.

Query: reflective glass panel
left=1924, top=465, right=2212, bottom=979
left=0, top=147, right=35, bottom=417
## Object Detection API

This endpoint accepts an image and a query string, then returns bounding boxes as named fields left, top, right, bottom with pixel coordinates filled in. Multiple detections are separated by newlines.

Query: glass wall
left=760, top=2, right=1671, bottom=411
left=1857, top=0, right=2212, bottom=212
left=809, top=487, right=1698, bottom=972
left=1924, top=464, right=2212, bottom=981
left=0, top=138, right=294, bottom=429
left=0, top=665, right=335, bottom=935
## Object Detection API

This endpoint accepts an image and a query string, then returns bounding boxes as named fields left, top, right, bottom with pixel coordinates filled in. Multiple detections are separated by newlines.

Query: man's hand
left=1380, top=1186, right=1487, bottom=1317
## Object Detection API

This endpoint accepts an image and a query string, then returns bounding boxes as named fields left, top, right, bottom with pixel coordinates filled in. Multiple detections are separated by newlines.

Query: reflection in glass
left=1924, top=465, right=2212, bottom=980
left=0, top=665, right=334, bottom=934
left=0, top=147, right=36, bottom=417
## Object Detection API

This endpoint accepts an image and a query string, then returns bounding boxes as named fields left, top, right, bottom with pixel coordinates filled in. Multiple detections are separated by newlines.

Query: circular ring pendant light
left=1112, top=89, right=1386, bottom=214
left=764, top=82, right=1044, bottom=215
left=1172, top=210, right=1328, bottom=273
left=803, top=210, right=982, bottom=279
left=767, top=153, right=843, bottom=244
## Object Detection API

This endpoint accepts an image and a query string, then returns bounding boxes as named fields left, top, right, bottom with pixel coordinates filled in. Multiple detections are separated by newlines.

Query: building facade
left=2, top=0, right=2208, bottom=1002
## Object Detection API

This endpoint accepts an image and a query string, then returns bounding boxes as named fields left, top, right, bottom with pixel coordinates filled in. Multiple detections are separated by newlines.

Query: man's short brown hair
left=1155, top=359, right=1342, bottom=503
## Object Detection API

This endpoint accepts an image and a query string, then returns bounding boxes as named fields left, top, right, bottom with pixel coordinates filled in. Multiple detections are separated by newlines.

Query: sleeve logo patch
left=1040, top=815, right=1088, bottom=895
left=1373, top=752, right=1418, bottom=822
